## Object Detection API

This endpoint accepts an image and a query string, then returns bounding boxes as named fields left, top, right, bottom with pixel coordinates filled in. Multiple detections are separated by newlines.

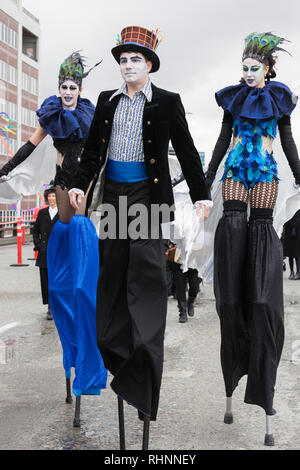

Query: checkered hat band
left=119, top=41, right=154, bottom=52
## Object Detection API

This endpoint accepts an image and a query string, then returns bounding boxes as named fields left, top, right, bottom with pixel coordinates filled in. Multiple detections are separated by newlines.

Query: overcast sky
left=22, top=0, right=300, bottom=164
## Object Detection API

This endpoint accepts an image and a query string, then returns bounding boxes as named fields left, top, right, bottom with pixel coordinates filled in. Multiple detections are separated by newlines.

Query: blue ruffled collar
left=215, top=81, right=297, bottom=121
left=36, top=95, right=95, bottom=141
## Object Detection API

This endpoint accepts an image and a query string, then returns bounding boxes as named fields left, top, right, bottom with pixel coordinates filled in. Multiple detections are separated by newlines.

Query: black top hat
left=44, top=182, right=56, bottom=203
left=111, top=26, right=162, bottom=73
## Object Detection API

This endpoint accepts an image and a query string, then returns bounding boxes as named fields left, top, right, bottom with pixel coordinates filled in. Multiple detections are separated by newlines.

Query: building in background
left=198, top=151, right=205, bottom=168
left=0, top=0, right=40, bottom=212
left=169, top=146, right=205, bottom=168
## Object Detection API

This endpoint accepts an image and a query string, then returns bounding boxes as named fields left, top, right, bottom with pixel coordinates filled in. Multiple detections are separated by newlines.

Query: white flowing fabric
left=0, top=136, right=56, bottom=204
left=164, top=141, right=300, bottom=285
left=272, top=137, right=300, bottom=236
left=162, top=154, right=225, bottom=284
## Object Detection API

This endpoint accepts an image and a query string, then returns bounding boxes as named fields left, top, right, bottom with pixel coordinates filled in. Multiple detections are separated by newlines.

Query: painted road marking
left=0, top=322, right=20, bottom=335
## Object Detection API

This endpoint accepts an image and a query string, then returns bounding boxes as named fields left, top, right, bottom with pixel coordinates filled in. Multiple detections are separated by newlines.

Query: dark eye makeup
left=243, top=66, right=260, bottom=72
left=61, top=85, right=78, bottom=91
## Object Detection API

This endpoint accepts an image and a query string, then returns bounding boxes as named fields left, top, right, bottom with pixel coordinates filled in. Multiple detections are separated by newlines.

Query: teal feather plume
left=243, top=32, right=291, bottom=63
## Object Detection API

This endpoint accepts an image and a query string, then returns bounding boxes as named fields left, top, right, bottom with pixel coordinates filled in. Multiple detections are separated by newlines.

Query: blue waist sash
left=105, top=159, right=148, bottom=183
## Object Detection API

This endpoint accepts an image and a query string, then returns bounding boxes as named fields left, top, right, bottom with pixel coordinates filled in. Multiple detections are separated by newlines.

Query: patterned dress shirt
left=107, top=79, right=152, bottom=162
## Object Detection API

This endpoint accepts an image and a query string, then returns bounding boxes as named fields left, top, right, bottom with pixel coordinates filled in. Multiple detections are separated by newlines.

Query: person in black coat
left=165, top=241, right=201, bottom=323
left=68, top=25, right=211, bottom=448
left=282, top=209, right=300, bottom=279
left=33, top=188, right=59, bottom=319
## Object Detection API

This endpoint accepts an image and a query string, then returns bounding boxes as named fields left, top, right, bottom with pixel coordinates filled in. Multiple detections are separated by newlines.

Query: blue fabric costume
left=37, top=95, right=107, bottom=396
left=215, top=81, right=297, bottom=188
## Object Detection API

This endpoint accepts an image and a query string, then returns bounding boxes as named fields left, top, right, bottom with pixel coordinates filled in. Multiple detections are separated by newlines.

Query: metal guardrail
left=0, top=221, right=34, bottom=238
left=0, top=209, right=35, bottom=243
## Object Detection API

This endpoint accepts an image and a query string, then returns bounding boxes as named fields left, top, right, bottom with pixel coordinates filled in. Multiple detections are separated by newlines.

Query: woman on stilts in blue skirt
left=0, top=52, right=107, bottom=427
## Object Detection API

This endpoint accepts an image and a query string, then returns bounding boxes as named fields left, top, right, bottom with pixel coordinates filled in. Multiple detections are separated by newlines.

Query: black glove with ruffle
left=0, top=141, right=36, bottom=177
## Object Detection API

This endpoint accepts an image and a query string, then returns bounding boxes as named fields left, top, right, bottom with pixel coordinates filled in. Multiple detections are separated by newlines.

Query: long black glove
left=0, top=141, right=36, bottom=177
left=206, top=111, right=233, bottom=188
left=278, top=116, right=300, bottom=185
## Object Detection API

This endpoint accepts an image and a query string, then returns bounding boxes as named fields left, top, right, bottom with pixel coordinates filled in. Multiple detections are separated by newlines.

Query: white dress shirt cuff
left=194, top=200, right=213, bottom=209
left=68, top=188, right=85, bottom=197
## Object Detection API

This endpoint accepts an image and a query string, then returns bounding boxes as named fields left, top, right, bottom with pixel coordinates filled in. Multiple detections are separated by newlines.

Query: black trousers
left=39, top=267, right=49, bottom=305
left=214, top=202, right=284, bottom=416
left=169, top=262, right=200, bottom=302
left=96, top=179, right=168, bottom=421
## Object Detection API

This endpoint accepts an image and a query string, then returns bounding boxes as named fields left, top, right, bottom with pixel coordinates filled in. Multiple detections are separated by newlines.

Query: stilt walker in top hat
left=69, top=26, right=211, bottom=449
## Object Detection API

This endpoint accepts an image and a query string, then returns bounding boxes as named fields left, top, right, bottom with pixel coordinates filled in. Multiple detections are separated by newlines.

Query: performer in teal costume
left=0, top=52, right=107, bottom=426
left=206, top=33, right=300, bottom=446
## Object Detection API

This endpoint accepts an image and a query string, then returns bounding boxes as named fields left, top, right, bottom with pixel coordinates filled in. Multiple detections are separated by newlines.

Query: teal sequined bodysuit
left=222, top=118, right=279, bottom=189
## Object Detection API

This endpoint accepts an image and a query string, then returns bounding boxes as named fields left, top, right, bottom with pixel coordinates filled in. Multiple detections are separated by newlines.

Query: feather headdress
left=243, top=32, right=290, bottom=64
left=58, top=51, right=102, bottom=87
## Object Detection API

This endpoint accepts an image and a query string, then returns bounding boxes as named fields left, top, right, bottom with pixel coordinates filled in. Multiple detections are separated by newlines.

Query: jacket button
left=147, top=140, right=152, bottom=144
left=102, top=138, right=106, bottom=143
left=147, top=121, right=151, bottom=125
left=150, top=158, right=156, bottom=164
left=104, top=120, right=109, bottom=124
left=154, top=178, right=159, bottom=184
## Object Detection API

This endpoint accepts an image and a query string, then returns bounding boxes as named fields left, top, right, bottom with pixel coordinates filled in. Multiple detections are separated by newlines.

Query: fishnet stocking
left=249, top=180, right=278, bottom=209
left=222, top=178, right=278, bottom=209
left=222, top=178, right=249, bottom=204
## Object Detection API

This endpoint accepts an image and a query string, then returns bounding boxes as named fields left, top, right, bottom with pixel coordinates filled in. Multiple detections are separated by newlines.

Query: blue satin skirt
left=47, top=215, right=107, bottom=396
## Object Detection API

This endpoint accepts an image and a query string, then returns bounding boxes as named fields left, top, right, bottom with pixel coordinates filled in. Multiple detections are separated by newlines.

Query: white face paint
left=242, top=58, right=267, bottom=88
left=59, top=80, right=80, bottom=109
left=120, top=52, right=151, bottom=87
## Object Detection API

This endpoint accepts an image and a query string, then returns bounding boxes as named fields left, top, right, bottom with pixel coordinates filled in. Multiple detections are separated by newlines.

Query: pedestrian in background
left=33, top=187, right=58, bottom=319
left=165, top=241, right=201, bottom=323
left=282, top=209, right=300, bottom=280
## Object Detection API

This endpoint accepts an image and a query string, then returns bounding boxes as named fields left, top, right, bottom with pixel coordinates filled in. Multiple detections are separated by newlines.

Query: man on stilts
left=69, top=26, right=211, bottom=449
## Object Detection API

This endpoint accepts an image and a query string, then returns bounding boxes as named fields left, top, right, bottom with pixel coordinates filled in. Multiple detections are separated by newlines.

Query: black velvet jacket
left=33, top=207, right=59, bottom=268
left=71, top=83, right=210, bottom=211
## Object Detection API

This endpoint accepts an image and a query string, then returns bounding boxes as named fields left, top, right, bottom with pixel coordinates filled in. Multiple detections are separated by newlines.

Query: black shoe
left=178, top=300, right=188, bottom=323
left=283, top=261, right=286, bottom=272
left=295, top=260, right=300, bottom=279
left=288, top=271, right=295, bottom=280
left=179, top=313, right=188, bottom=323
left=187, top=296, right=196, bottom=317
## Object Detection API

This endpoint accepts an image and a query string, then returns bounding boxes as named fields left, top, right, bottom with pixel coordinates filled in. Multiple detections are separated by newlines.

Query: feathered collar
left=215, top=81, right=297, bottom=121
left=36, top=95, right=95, bottom=141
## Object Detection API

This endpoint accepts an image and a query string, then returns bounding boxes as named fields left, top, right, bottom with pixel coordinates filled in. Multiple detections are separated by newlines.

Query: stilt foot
left=264, top=433, right=275, bottom=446
left=142, top=415, right=150, bottom=450
left=224, top=412, right=233, bottom=424
left=118, top=397, right=126, bottom=450
left=65, top=377, right=73, bottom=404
left=47, top=308, right=53, bottom=321
left=73, top=417, right=80, bottom=427
left=73, top=396, right=81, bottom=428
